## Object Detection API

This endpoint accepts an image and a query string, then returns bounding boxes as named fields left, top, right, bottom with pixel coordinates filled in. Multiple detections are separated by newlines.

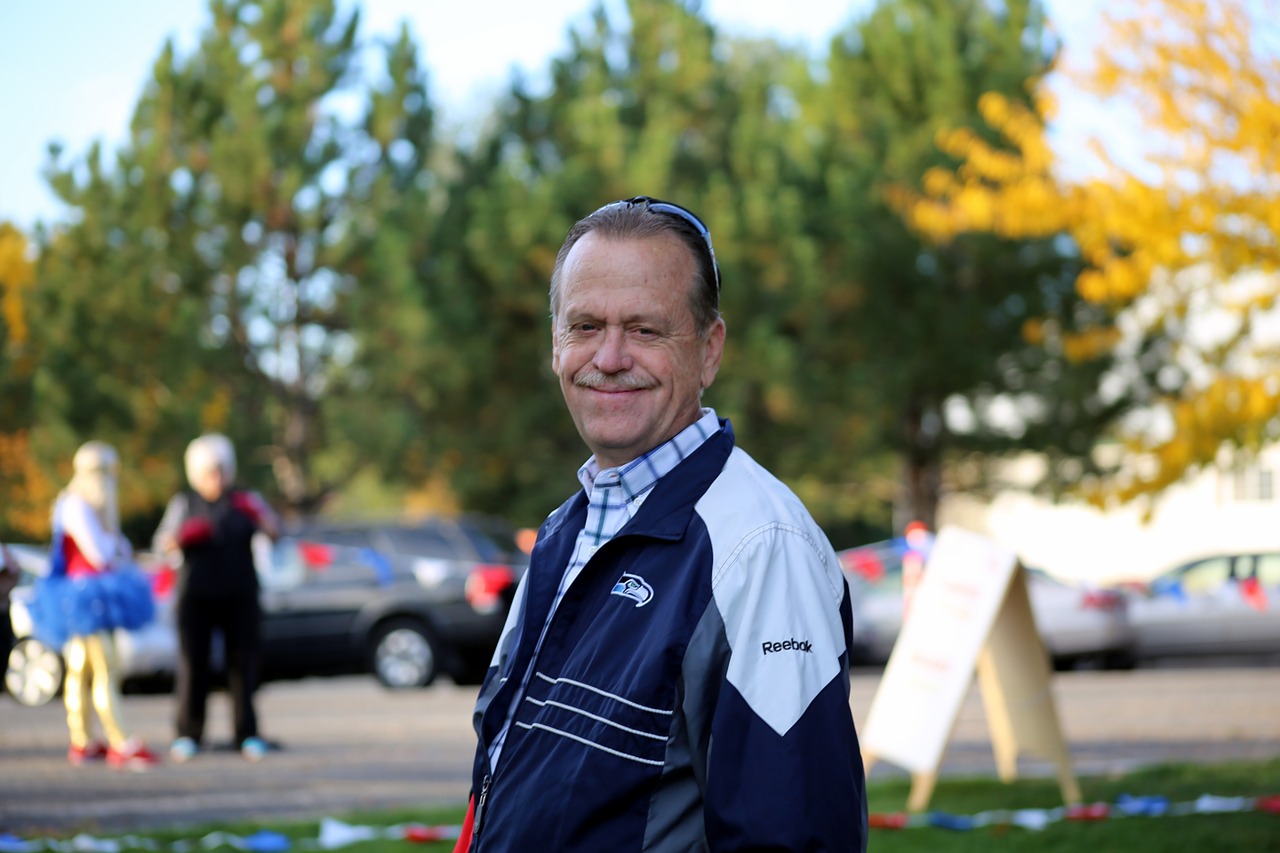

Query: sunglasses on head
left=591, top=195, right=721, bottom=293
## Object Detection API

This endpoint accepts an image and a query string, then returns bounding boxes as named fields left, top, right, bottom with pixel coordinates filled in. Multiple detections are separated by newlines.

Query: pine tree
left=32, top=0, right=438, bottom=518
left=806, top=0, right=1134, bottom=529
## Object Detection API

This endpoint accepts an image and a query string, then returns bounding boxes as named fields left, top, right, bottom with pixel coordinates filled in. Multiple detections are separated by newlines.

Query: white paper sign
left=860, top=526, right=1018, bottom=772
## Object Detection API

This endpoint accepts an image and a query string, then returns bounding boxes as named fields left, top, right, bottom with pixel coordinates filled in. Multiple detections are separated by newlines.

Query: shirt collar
left=577, top=408, right=721, bottom=495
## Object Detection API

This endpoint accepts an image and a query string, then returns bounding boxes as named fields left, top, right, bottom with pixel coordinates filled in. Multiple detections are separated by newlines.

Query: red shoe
left=68, top=741, right=109, bottom=766
left=106, top=739, right=160, bottom=771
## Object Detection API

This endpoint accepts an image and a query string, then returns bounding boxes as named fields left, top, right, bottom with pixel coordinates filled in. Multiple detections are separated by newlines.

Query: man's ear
left=700, top=317, right=726, bottom=390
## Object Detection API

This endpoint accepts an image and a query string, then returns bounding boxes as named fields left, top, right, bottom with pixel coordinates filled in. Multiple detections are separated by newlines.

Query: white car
left=5, top=545, right=177, bottom=706
left=1119, top=552, right=1280, bottom=661
left=839, top=538, right=1135, bottom=670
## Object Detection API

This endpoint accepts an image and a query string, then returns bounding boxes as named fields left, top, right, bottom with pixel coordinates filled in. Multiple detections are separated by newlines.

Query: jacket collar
left=540, top=418, right=735, bottom=551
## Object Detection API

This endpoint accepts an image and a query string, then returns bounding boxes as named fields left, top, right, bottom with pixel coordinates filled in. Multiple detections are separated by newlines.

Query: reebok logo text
left=761, top=638, right=813, bottom=655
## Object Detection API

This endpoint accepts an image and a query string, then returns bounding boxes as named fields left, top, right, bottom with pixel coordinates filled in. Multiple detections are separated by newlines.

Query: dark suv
left=260, top=515, right=527, bottom=689
left=5, top=516, right=527, bottom=705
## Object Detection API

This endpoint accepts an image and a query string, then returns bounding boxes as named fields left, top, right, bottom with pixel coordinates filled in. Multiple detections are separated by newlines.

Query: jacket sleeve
left=152, top=493, right=189, bottom=559
left=700, top=525, right=868, bottom=852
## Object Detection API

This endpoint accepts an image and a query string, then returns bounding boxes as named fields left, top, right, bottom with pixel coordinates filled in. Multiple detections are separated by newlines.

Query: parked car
left=839, top=537, right=1135, bottom=670
left=259, top=515, right=527, bottom=689
left=1116, top=551, right=1280, bottom=661
left=5, top=515, right=528, bottom=706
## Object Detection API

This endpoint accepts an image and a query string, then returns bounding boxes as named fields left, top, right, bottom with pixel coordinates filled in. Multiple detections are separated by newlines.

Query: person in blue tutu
left=29, top=441, right=160, bottom=770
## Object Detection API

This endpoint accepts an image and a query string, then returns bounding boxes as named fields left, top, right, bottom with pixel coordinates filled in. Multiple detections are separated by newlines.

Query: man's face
left=190, top=463, right=227, bottom=502
left=552, top=231, right=725, bottom=470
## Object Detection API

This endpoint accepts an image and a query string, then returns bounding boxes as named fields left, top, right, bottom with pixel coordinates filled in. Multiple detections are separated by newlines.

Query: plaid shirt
left=488, top=408, right=721, bottom=769
left=561, top=407, right=721, bottom=606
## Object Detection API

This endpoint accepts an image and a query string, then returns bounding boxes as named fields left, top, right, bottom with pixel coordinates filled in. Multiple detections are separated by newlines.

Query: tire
left=6, top=637, right=65, bottom=707
left=1101, top=649, right=1137, bottom=671
left=369, top=619, right=439, bottom=690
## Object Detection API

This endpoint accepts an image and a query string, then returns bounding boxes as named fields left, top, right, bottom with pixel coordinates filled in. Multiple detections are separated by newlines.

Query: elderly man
left=154, top=433, right=279, bottom=763
left=458, top=197, right=868, bottom=851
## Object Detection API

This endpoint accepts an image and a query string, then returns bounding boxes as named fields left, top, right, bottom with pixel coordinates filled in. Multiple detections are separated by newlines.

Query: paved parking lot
left=2, top=666, right=1279, bottom=836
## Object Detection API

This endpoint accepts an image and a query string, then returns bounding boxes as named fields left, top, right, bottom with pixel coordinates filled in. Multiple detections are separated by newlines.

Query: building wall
left=939, top=448, right=1280, bottom=585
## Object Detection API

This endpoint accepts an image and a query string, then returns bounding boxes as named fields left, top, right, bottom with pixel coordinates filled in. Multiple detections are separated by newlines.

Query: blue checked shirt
left=488, top=408, right=722, bottom=769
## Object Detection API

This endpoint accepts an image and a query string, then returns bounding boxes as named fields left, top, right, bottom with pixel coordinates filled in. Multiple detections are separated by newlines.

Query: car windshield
left=385, top=526, right=457, bottom=559
left=458, top=517, right=525, bottom=564
left=297, top=528, right=376, bottom=549
left=281, top=517, right=526, bottom=565
left=1166, top=556, right=1235, bottom=593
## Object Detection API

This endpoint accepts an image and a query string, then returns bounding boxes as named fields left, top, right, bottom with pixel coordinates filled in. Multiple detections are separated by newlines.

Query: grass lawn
left=17, top=759, right=1280, bottom=852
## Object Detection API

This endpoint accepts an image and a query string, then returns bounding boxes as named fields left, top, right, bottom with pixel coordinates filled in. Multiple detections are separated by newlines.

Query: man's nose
left=592, top=326, right=632, bottom=373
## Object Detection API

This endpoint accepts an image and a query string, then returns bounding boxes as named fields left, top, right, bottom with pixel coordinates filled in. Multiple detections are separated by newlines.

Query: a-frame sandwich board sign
left=859, top=525, right=1081, bottom=812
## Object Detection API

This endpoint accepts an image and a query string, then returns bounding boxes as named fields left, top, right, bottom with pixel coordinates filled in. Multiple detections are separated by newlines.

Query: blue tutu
left=28, top=565, right=156, bottom=649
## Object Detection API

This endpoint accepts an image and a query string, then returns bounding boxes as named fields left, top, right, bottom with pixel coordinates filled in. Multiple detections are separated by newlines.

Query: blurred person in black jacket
left=154, top=433, right=279, bottom=763
left=0, top=544, right=18, bottom=657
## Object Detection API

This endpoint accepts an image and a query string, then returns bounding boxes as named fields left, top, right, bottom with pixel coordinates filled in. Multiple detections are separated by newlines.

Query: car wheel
left=6, top=637, right=65, bottom=707
left=370, top=619, right=439, bottom=690
left=1101, top=649, right=1137, bottom=671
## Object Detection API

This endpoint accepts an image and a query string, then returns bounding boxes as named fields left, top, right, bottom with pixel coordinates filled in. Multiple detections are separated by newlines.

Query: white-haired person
left=0, top=543, right=17, bottom=602
left=28, top=441, right=159, bottom=770
left=154, top=433, right=280, bottom=763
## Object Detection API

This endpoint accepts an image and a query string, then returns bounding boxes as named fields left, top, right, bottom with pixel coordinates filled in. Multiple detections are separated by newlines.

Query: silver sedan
left=840, top=538, right=1135, bottom=670
left=1119, top=552, right=1280, bottom=661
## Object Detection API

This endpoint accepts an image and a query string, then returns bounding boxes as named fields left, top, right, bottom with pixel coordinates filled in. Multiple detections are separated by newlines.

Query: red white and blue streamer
left=0, top=819, right=460, bottom=853
left=869, top=792, right=1280, bottom=831
left=2, top=795, right=1277, bottom=851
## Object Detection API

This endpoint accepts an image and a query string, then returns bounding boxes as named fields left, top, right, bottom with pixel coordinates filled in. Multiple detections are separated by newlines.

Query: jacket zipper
left=470, top=773, right=492, bottom=851
left=471, top=529, right=619, bottom=849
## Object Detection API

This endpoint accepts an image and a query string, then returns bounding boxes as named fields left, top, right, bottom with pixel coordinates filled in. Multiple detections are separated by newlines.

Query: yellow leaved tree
left=891, top=0, right=1280, bottom=505
left=0, top=222, right=61, bottom=538
left=0, top=223, right=32, bottom=349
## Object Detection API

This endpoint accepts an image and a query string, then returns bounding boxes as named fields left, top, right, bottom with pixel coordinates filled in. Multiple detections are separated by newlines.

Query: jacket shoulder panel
left=695, top=447, right=846, bottom=736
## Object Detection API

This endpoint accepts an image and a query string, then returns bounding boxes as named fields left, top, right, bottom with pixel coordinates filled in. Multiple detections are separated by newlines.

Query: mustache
left=572, top=369, right=656, bottom=391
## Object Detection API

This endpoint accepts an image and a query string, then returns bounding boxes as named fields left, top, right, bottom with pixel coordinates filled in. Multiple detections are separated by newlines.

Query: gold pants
left=64, top=633, right=128, bottom=749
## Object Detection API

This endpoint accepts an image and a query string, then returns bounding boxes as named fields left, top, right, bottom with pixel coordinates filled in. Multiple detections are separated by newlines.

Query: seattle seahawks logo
left=611, top=573, right=654, bottom=607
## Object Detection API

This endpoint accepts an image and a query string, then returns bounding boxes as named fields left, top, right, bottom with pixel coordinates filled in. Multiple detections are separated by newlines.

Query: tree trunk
left=899, top=401, right=943, bottom=532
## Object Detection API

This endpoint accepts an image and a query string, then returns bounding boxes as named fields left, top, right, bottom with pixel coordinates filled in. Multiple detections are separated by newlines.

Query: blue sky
left=0, top=0, right=1104, bottom=230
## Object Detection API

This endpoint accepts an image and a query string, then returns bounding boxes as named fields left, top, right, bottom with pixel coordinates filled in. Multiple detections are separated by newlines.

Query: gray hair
left=185, top=433, right=237, bottom=484
left=549, top=201, right=721, bottom=337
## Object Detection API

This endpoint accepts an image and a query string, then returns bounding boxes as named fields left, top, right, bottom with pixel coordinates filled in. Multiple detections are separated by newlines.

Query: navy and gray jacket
left=466, top=421, right=868, bottom=852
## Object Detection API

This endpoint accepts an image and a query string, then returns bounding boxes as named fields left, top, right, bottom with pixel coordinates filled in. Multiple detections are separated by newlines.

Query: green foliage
left=406, top=0, right=754, bottom=523
left=423, top=0, right=1132, bottom=530
left=7, top=0, right=1146, bottom=538
left=27, top=0, right=437, bottom=519
left=406, top=0, right=910, bottom=526
left=804, top=0, right=1130, bottom=528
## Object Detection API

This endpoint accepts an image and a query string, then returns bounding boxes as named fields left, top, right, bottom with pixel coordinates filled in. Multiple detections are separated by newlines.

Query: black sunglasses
left=591, top=196, right=721, bottom=293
